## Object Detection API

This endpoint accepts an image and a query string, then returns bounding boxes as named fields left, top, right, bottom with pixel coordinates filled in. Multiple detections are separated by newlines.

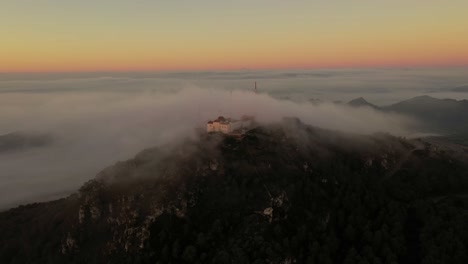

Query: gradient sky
left=1, top=0, right=468, bottom=72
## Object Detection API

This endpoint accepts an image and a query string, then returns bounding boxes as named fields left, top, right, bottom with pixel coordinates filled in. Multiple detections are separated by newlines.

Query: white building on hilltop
left=207, top=116, right=253, bottom=134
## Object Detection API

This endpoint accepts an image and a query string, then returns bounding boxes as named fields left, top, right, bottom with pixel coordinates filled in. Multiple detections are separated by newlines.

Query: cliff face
left=1, top=121, right=468, bottom=264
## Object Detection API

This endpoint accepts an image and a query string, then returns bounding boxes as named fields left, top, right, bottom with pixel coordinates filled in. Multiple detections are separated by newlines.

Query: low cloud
left=1, top=68, right=467, bottom=209
left=0, top=85, right=413, bottom=209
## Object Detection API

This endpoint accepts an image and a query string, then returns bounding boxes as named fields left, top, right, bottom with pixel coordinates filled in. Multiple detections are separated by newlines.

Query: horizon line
left=1, top=64, right=468, bottom=75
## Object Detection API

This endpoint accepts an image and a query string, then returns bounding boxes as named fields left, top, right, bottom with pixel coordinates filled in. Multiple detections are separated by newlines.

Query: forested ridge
left=1, top=120, right=467, bottom=264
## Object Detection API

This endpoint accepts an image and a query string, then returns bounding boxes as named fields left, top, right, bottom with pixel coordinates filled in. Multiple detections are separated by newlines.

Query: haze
left=0, top=68, right=467, bottom=209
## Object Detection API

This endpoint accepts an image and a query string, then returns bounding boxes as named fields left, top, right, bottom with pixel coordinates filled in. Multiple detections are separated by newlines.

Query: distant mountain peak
left=407, top=95, right=435, bottom=101
left=349, top=97, right=367, bottom=103
left=393, top=95, right=460, bottom=106
left=348, top=97, right=378, bottom=108
left=385, top=95, right=468, bottom=132
left=451, top=85, right=468, bottom=92
left=308, top=98, right=323, bottom=105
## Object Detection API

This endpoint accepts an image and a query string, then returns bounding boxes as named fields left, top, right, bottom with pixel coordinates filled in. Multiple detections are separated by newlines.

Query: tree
left=182, top=245, right=197, bottom=262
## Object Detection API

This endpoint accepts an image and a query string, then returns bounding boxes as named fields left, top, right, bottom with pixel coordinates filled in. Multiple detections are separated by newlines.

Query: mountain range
left=346, top=95, right=468, bottom=136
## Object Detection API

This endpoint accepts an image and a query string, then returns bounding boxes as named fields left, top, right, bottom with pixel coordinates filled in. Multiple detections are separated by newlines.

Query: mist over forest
left=1, top=68, right=467, bottom=209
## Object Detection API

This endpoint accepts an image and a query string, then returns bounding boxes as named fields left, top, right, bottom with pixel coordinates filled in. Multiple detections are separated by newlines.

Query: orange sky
left=1, top=1, right=468, bottom=72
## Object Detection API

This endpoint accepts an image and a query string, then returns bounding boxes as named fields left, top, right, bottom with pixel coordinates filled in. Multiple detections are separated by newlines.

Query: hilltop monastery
left=206, top=116, right=253, bottom=134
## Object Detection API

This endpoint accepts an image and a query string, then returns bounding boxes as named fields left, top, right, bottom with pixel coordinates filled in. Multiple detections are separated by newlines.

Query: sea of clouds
left=0, top=68, right=467, bottom=209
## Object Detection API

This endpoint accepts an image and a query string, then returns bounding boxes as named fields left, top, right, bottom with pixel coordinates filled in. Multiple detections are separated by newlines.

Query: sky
left=2, top=0, right=468, bottom=72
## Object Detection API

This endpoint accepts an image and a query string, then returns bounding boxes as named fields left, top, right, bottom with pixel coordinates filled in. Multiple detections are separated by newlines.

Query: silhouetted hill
left=384, top=95, right=468, bottom=132
left=0, top=132, right=54, bottom=154
left=1, top=121, right=468, bottom=263
left=308, top=98, right=323, bottom=105
left=346, top=95, right=468, bottom=133
left=451, top=85, right=468, bottom=92
left=347, top=97, right=379, bottom=109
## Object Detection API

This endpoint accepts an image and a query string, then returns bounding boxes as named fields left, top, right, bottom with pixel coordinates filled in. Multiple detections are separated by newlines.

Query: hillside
left=384, top=95, right=468, bottom=133
left=346, top=95, right=468, bottom=134
left=1, top=120, right=468, bottom=264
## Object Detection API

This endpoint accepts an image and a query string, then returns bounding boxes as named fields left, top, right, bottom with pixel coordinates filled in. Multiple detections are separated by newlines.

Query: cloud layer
left=1, top=68, right=467, bottom=209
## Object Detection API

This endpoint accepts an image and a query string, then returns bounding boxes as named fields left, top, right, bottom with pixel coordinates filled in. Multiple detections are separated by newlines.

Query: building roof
left=209, top=115, right=248, bottom=125
left=213, top=116, right=229, bottom=123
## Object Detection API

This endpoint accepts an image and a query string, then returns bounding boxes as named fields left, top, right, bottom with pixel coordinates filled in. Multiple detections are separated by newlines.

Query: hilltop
left=347, top=97, right=379, bottom=109
left=1, top=120, right=468, bottom=264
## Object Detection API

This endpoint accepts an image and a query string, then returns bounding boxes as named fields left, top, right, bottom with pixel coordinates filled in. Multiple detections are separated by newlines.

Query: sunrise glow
left=1, top=1, right=468, bottom=72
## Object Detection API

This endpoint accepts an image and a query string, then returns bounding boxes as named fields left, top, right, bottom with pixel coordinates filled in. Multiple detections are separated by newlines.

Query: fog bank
left=3, top=67, right=467, bottom=209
